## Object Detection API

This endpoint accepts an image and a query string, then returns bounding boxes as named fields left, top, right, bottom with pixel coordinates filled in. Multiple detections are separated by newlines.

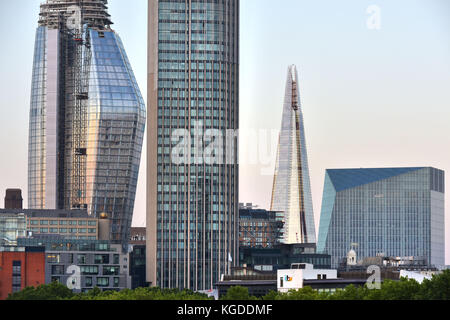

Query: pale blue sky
left=0, top=0, right=449, bottom=263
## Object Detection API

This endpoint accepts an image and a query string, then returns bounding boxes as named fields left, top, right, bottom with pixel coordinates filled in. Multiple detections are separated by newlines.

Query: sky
left=0, top=0, right=449, bottom=263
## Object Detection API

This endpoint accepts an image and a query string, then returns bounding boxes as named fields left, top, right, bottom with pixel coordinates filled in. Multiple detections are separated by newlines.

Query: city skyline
left=0, top=0, right=449, bottom=263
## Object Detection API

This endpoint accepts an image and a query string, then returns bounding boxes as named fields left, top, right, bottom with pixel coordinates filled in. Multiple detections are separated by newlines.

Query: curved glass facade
left=28, top=3, right=146, bottom=245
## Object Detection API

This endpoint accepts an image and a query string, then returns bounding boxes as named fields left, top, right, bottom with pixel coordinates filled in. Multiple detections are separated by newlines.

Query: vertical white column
left=45, top=29, right=60, bottom=209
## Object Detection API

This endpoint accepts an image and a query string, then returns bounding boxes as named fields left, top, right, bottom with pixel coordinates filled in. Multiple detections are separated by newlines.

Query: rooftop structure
left=38, top=0, right=112, bottom=29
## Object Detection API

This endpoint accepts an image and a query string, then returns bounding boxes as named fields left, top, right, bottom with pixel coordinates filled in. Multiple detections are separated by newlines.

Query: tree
left=419, top=269, right=450, bottom=300
left=7, top=281, right=74, bottom=300
left=221, top=286, right=256, bottom=300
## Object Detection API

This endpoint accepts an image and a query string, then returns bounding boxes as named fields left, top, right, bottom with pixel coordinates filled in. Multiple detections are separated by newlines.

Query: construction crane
left=65, top=2, right=92, bottom=210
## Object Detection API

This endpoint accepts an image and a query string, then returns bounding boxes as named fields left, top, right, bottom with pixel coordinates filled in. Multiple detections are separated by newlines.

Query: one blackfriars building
left=147, top=0, right=239, bottom=290
left=317, top=167, right=445, bottom=268
left=28, top=0, right=146, bottom=245
left=270, top=65, right=316, bottom=244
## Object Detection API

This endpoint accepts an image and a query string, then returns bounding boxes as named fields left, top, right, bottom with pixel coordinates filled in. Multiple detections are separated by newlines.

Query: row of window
left=51, top=276, right=120, bottom=288
left=30, top=227, right=97, bottom=234
left=29, top=220, right=97, bottom=226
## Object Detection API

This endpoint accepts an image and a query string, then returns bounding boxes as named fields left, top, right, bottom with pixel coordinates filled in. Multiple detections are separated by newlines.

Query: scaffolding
left=70, top=17, right=91, bottom=210
left=40, top=1, right=96, bottom=210
left=39, top=0, right=112, bottom=30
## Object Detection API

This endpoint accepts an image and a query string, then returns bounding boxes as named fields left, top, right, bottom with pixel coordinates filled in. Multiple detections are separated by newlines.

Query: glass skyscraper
left=147, top=0, right=239, bottom=290
left=317, top=167, right=445, bottom=268
left=270, top=65, right=316, bottom=244
left=28, top=0, right=146, bottom=245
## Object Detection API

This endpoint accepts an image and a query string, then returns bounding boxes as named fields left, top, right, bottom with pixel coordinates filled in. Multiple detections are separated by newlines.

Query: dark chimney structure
left=4, top=189, right=23, bottom=209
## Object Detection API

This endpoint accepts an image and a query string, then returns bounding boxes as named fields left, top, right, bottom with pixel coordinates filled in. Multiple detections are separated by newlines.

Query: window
left=113, top=277, right=120, bottom=288
left=88, top=221, right=97, bottom=226
left=12, top=261, right=21, bottom=275
left=51, top=265, right=65, bottom=275
left=59, top=220, right=68, bottom=225
left=97, top=243, right=109, bottom=251
left=103, top=266, right=120, bottom=275
left=69, top=220, right=77, bottom=226
left=30, top=220, right=38, bottom=225
left=78, top=220, right=87, bottom=226
left=113, top=254, right=120, bottom=264
left=50, top=228, right=58, bottom=233
left=40, top=220, right=48, bottom=225
left=40, top=228, right=48, bottom=233
left=47, top=254, right=60, bottom=263
left=77, top=254, right=87, bottom=264
left=50, top=220, right=58, bottom=225
left=59, top=228, right=68, bottom=233
left=80, top=265, right=99, bottom=275
left=51, top=276, right=61, bottom=283
left=88, top=228, right=97, bottom=234
left=79, top=228, right=87, bottom=234
left=85, top=277, right=93, bottom=287
left=94, top=254, right=110, bottom=264
left=12, top=276, right=21, bottom=285
left=96, top=277, right=109, bottom=287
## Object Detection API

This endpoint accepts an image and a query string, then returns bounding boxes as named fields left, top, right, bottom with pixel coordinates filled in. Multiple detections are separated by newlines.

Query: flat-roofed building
left=0, top=209, right=100, bottom=240
left=17, top=238, right=131, bottom=292
left=0, top=246, right=46, bottom=299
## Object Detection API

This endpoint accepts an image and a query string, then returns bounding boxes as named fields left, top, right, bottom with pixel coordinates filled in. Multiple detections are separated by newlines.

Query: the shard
left=28, top=0, right=146, bottom=245
left=270, top=65, right=316, bottom=244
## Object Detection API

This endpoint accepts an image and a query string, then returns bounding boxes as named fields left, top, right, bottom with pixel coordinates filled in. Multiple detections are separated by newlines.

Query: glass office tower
left=28, top=0, right=146, bottom=245
left=147, top=0, right=239, bottom=290
left=317, top=167, right=445, bottom=268
left=270, top=65, right=316, bottom=244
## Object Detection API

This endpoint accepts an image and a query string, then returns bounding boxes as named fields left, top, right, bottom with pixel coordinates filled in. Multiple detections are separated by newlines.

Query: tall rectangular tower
left=28, top=0, right=146, bottom=245
left=147, top=0, right=239, bottom=290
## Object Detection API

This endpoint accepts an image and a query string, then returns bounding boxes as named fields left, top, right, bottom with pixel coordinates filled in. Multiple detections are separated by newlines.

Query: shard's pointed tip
left=288, top=64, right=297, bottom=82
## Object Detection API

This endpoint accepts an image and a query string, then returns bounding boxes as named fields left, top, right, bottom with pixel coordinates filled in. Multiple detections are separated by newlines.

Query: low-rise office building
left=216, top=264, right=367, bottom=298
left=0, top=209, right=111, bottom=241
left=277, top=264, right=338, bottom=293
left=17, top=237, right=131, bottom=293
left=0, top=212, right=27, bottom=246
left=239, top=203, right=284, bottom=248
left=240, top=243, right=331, bottom=271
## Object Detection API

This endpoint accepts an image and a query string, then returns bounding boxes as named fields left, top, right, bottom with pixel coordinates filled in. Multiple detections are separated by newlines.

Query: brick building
left=0, top=246, right=45, bottom=299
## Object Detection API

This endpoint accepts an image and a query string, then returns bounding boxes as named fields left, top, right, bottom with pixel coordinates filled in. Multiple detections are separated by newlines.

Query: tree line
left=7, top=269, right=450, bottom=300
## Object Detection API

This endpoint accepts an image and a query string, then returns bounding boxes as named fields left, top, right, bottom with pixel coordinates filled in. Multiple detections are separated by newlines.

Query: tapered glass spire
left=270, top=65, right=316, bottom=244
